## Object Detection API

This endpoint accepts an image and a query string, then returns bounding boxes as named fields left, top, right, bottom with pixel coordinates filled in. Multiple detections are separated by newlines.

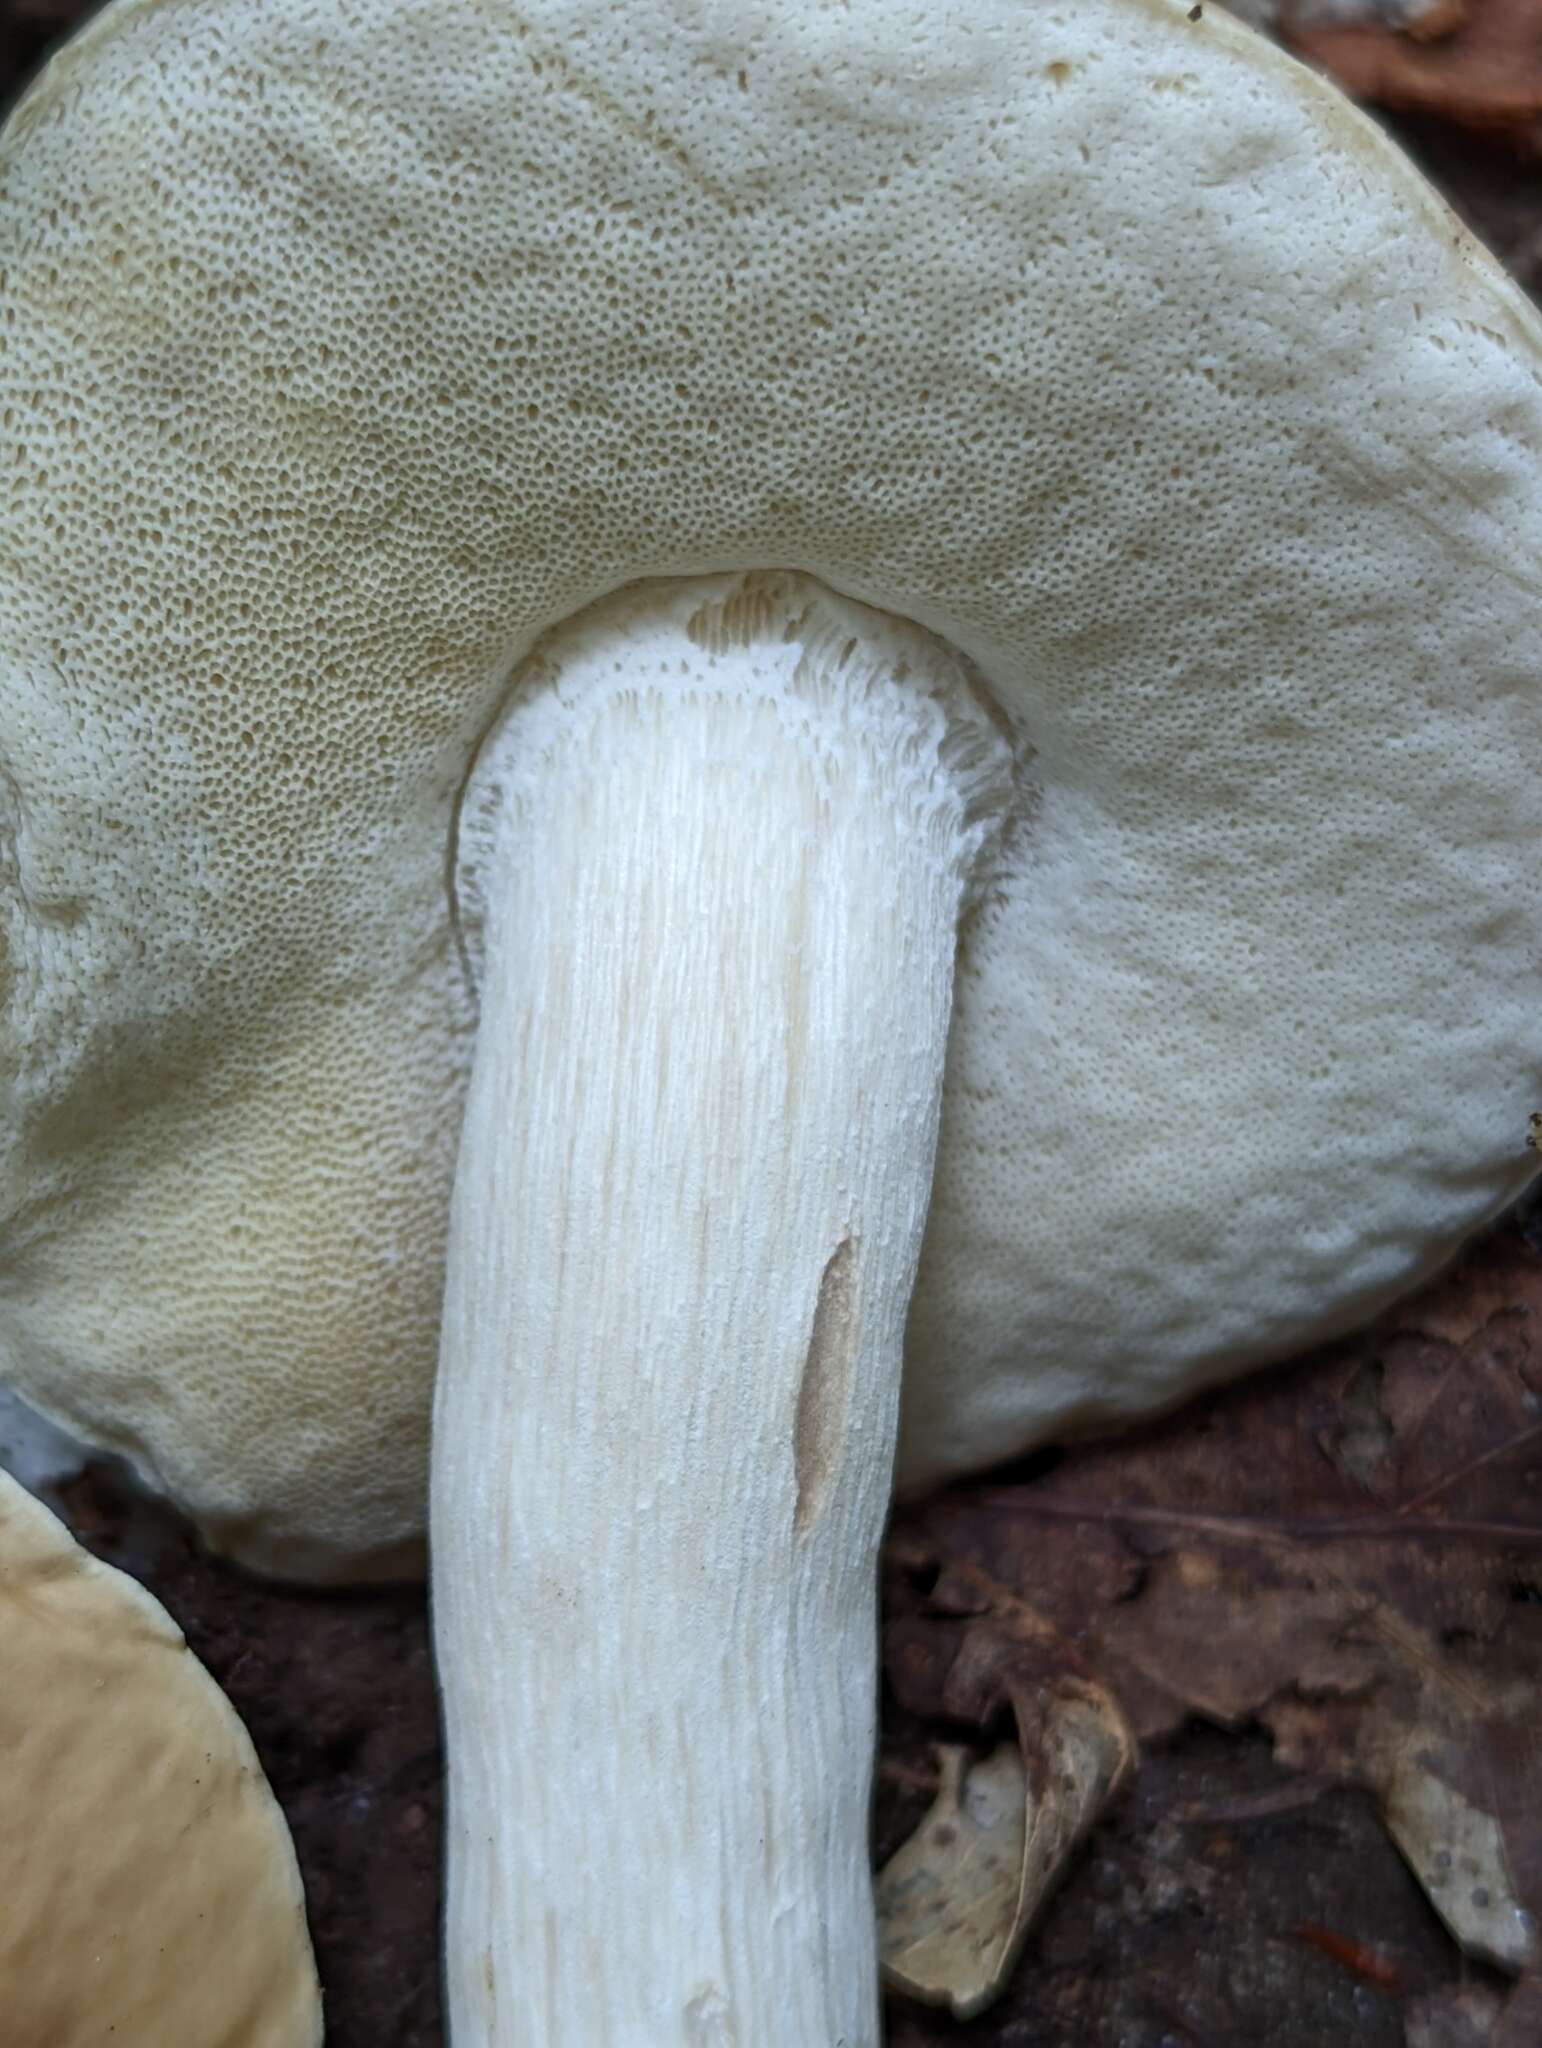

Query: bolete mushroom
left=2, top=0, right=1540, bottom=2040
left=0, top=1467, right=321, bottom=2047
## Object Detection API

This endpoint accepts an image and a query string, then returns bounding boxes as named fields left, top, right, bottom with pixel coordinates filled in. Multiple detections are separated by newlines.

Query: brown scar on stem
left=793, top=1234, right=859, bottom=1538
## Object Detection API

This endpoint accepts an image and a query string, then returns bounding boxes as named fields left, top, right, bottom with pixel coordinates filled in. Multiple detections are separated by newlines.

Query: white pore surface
left=2, top=0, right=1542, bottom=1571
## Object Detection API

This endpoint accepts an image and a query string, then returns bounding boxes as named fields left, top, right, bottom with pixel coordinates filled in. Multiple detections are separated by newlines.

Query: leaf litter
left=877, top=1212, right=1542, bottom=2039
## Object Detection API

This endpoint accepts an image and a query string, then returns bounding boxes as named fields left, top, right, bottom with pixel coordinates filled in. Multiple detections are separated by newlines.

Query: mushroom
left=0, top=1467, right=321, bottom=2047
left=1, top=0, right=1540, bottom=2041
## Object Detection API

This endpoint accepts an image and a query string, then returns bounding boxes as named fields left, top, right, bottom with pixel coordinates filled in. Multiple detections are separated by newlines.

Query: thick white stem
left=433, top=575, right=1008, bottom=2047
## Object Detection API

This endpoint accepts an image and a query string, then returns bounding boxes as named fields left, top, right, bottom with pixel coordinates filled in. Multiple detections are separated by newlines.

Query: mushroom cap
left=2, top=0, right=1541, bottom=1576
left=0, top=1469, right=322, bottom=2046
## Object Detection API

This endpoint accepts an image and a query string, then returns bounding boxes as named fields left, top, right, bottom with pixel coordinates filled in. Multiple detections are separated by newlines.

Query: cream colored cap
left=2, top=0, right=1541, bottom=1573
left=0, top=1471, right=323, bottom=2046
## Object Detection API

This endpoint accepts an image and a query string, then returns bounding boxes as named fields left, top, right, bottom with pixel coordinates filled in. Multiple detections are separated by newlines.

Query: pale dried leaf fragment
left=876, top=1746, right=1028, bottom=2019
left=875, top=1677, right=1133, bottom=2020
left=1382, top=1749, right=1540, bottom=1974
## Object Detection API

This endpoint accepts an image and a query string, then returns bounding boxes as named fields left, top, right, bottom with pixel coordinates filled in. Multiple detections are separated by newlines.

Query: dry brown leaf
left=884, top=1221, right=1542, bottom=1994
left=1286, top=0, right=1542, bottom=157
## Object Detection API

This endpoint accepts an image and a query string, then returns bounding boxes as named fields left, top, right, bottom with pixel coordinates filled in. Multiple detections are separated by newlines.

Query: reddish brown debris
left=1288, top=0, right=1542, bottom=157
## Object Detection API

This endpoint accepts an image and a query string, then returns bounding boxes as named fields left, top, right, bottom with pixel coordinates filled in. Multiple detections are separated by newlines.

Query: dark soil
left=3, top=7, right=1539, bottom=2044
